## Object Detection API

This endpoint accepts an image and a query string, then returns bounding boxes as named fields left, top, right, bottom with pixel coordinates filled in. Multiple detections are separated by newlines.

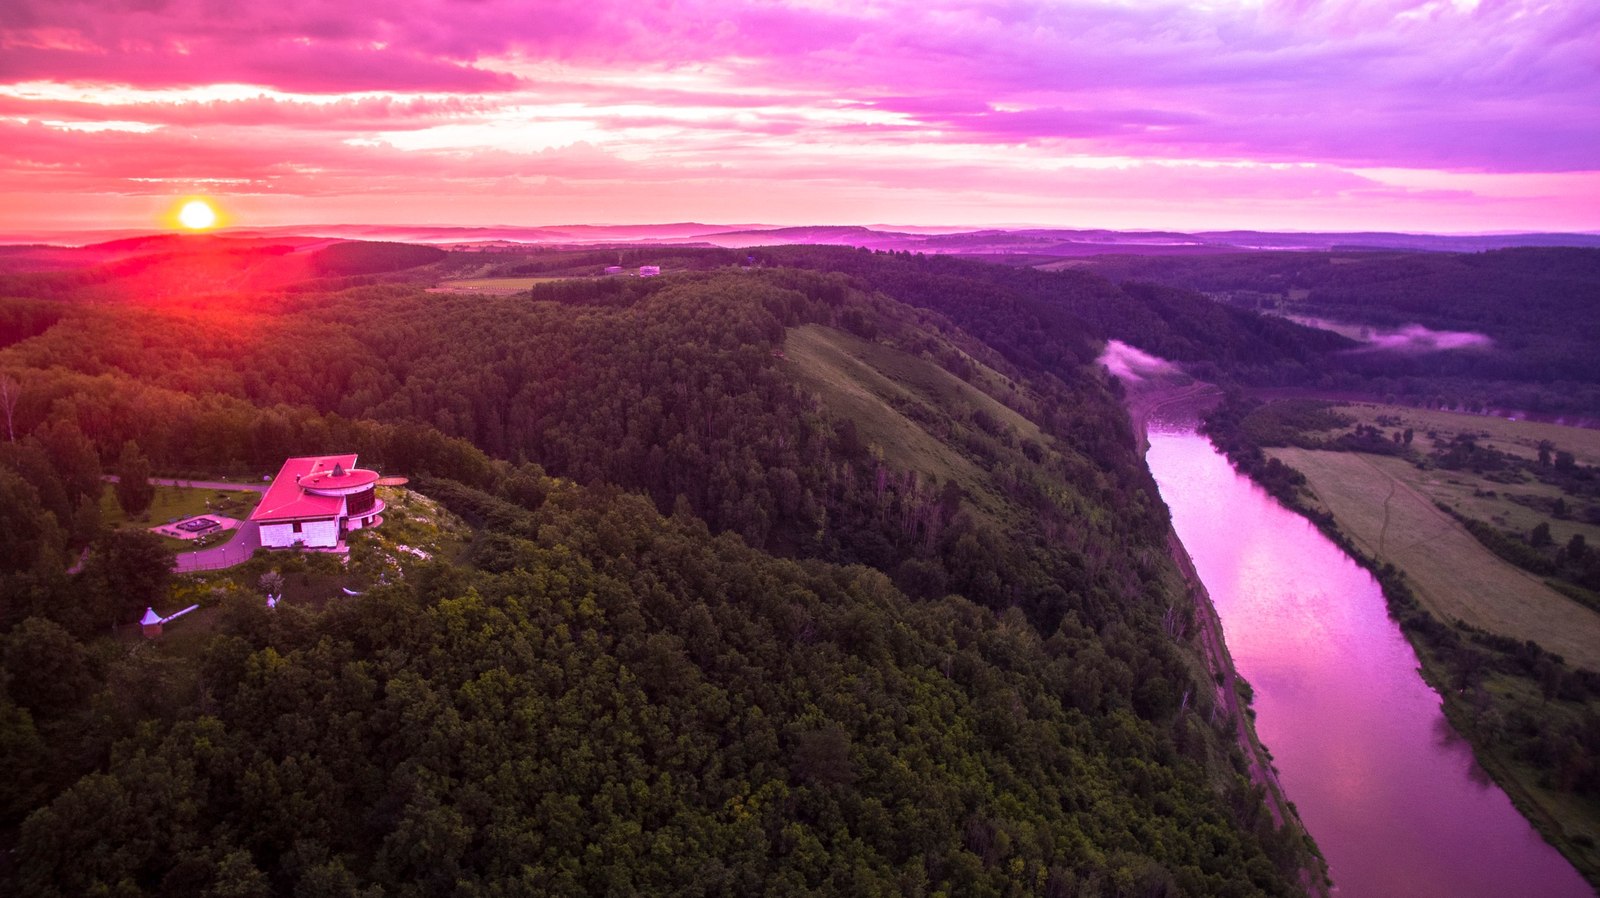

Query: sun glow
left=177, top=198, right=218, bottom=230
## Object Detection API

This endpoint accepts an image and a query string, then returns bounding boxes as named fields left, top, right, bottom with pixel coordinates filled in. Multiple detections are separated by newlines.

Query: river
left=1145, top=416, right=1593, bottom=898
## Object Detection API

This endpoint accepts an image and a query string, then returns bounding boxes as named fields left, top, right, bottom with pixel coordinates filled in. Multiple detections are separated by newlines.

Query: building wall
left=259, top=518, right=340, bottom=548
left=259, top=522, right=294, bottom=548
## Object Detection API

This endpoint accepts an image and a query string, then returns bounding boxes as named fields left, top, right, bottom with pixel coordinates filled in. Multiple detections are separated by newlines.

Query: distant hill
left=8, top=223, right=1597, bottom=258
left=1085, top=247, right=1600, bottom=413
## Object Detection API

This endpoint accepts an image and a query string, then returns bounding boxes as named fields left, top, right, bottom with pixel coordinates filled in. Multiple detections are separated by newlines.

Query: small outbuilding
left=140, top=604, right=199, bottom=639
left=638, top=265, right=661, bottom=277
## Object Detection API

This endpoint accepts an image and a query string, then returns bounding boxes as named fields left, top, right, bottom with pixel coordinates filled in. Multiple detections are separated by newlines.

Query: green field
left=1323, top=402, right=1600, bottom=468
left=1269, top=446, right=1600, bottom=670
left=432, top=276, right=578, bottom=294
left=101, top=482, right=258, bottom=529
left=1397, top=464, right=1600, bottom=556
left=1300, top=400, right=1600, bottom=554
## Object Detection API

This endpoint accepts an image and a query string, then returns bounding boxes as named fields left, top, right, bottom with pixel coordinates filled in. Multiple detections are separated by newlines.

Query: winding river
left=1145, top=416, right=1593, bottom=898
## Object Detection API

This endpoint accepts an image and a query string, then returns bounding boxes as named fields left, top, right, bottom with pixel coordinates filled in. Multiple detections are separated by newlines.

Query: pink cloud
left=0, top=0, right=1596, bottom=232
left=0, top=93, right=494, bottom=130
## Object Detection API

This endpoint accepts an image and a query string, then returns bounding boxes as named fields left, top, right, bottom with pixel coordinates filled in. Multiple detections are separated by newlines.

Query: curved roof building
left=250, top=454, right=385, bottom=549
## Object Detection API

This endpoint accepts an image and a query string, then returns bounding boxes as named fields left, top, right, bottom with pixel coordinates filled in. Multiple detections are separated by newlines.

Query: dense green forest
left=1086, top=249, right=1600, bottom=415
left=750, top=246, right=1349, bottom=388
left=0, top=243, right=1321, bottom=896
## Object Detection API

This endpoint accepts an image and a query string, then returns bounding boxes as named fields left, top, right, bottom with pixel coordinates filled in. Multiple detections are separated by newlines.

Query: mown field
left=1268, top=446, right=1600, bottom=671
left=1304, top=401, right=1600, bottom=553
left=1325, top=402, right=1600, bottom=467
left=430, top=276, right=577, bottom=294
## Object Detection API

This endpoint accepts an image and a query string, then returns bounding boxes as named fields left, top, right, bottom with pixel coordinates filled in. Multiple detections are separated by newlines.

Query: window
left=292, top=521, right=302, bottom=533
left=347, top=487, right=375, bottom=516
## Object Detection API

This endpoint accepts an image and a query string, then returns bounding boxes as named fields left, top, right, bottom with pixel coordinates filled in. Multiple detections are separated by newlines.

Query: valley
left=3, top=233, right=1598, bottom=895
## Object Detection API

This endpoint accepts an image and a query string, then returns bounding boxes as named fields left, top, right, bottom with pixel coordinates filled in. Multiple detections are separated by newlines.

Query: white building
left=250, top=454, right=385, bottom=549
left=638, top=265, right=661, bottom=277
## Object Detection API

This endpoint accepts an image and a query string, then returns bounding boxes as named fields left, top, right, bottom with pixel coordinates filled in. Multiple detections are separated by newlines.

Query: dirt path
left=1353, top=454, right=1456, bottom=563
left=1377, top=479, right=1398, bottom=555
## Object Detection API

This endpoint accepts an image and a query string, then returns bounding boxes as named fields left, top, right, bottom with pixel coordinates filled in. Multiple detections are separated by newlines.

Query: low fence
left=175, top=555, right=244, bottom=573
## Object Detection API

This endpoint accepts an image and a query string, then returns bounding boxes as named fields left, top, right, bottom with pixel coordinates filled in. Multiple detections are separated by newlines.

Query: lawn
left=101, top=483, right=259, bottom=529
left=1269, top=446, right=1600, bottom=671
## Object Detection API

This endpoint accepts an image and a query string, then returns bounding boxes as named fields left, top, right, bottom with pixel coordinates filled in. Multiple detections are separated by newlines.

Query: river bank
left=1199, top=393, right=1600, bottom=892
left=1122, top=380, right=1331, bottom=896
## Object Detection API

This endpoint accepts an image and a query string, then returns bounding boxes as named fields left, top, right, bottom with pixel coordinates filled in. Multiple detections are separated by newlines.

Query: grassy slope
left=1268, top=446, right=1600, bottom=671
left=790, top=325, right=1331, bottom=889
left=782, top=323, right=1033, bottom=522
left=789, top=324, right=1219, bottom=693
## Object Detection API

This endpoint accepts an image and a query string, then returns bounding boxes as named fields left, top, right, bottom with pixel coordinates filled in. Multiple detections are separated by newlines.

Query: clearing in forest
left=430, top=276, right=574, bottom=294
left=782, top=323, right=1046, bottom=524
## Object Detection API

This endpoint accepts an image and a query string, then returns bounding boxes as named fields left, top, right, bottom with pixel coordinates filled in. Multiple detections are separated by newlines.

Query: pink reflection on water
left=1147, top=427, right=1592, bottom=898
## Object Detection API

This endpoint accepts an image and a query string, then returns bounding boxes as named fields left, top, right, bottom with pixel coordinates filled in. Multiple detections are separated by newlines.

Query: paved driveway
left=97, top=475, right=269, bottom=572
left=105, top=475, right=268, bottom=494
left=153, top=477, right=267, bottom=493
left=175, top=520, right=261, bottom=573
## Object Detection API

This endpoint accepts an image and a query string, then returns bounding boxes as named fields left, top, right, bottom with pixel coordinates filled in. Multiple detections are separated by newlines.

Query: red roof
left=302, top=465, right=379, bottom=494
left=249, top=455, right=359, bottom=522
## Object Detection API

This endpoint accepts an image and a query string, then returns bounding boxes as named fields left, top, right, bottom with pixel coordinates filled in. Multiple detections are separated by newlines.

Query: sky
left=2, top=0, right=1597, bottom=235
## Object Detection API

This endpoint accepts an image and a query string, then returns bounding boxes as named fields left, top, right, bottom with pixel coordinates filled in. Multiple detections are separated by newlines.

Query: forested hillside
left=752, top=246, right=1348, bottom=387
left=1086, top=249, right=1600, bottom=414
left=0, top=242, right=1318, bottom=895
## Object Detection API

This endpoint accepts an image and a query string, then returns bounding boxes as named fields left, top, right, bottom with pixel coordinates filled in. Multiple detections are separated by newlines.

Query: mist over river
left=1145, top=416, right=1592, bottom=898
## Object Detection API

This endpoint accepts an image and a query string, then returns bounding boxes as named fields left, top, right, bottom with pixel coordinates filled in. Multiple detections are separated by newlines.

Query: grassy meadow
left=1322, top=402, right=1600, bottom=467
left=1303, top=401, right=1600, bottom=566
left=431, top=276, right=579, bottom=294
left=1269, top=445, right=1600, bottom=671
left=783, top=324, right=1010, bottom=519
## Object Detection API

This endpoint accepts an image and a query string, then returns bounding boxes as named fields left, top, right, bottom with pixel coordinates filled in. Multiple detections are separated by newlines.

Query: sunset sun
left=177, top=199, right=218, bottom=230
